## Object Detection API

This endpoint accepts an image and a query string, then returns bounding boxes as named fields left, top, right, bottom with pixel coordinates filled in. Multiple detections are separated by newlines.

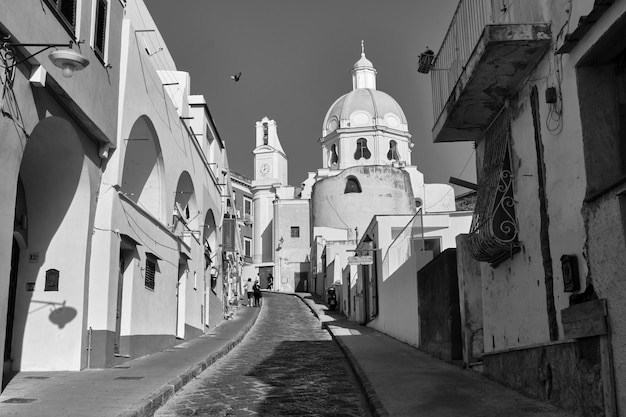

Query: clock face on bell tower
left=258, top=162, right=271, bottom=178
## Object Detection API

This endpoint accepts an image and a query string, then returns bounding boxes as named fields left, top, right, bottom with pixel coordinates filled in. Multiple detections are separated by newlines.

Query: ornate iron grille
left=469, top=108, right=519, bottom=262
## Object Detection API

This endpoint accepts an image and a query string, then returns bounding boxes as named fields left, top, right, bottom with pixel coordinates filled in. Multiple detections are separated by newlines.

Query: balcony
left=430, top=0, right=551, bottom=143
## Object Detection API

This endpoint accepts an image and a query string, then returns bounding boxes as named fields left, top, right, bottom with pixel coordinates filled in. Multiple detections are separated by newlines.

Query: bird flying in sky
left=230, top=72, right=242, bottom=82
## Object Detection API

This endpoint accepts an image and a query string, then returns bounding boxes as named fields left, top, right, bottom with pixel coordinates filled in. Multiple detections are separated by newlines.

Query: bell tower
left=253, top=117, right=288, bottom=186
left=251, top=117, right=288, bottom=265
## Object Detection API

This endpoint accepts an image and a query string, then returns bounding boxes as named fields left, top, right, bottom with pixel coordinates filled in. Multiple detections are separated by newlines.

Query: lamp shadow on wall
left=30, top=300, right=78, bottom=329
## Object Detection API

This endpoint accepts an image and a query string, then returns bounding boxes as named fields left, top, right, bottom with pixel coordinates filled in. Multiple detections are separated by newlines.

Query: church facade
left=249, top=47, right=470, bottom=323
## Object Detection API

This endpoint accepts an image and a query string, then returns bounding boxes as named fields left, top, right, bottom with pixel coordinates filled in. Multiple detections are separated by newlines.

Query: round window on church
left=327, top=117, right=338, bottom=133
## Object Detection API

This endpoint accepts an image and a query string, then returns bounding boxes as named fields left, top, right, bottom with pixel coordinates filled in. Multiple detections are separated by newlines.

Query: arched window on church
left=329, top=144, right=339, bottom=166
left=387, top=140, right=400, bottom=161
left=354, top=138, right=371, bottom=160
left=344, top=176, right=362, bottom=194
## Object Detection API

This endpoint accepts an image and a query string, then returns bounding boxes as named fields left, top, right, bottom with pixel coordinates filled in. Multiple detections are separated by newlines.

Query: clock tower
left=252, top=117, right=288, bottom=266
left=253, top=117, right=288, bottom=185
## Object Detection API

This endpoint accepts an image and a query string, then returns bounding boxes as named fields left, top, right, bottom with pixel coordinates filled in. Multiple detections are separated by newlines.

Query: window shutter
left=60, top=0, right=76, bottom=28
left=145, top=257, right=156, bottom=290
left=95, top=0, right=107, bottom=57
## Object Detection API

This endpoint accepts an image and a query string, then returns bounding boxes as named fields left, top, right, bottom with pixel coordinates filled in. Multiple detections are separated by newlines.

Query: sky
left=145, top=0, right=476, bottom=191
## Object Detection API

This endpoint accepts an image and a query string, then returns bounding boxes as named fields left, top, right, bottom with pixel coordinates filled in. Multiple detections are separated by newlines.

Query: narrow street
left=155, top=292, right=371, bottom=416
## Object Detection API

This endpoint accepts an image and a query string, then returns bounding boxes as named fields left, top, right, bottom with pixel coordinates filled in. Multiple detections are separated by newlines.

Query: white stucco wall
left=371, top=250, right=433, bottom=347
left=365, top=213, right=469, bottom=346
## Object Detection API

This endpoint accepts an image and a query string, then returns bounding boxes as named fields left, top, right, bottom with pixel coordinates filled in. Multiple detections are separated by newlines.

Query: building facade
left=1, top=0, right=238, bottom=388
left=231, top=171, right=255, bottom=295
left=426, top=0, right=626, bottom=414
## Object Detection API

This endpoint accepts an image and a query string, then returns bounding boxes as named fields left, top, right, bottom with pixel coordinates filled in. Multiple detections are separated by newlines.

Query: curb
left=118, top=307, right=261, bottom=417
left=292, top=293, right=389, bottom=417
left=324, top=321, right=390, bottom=417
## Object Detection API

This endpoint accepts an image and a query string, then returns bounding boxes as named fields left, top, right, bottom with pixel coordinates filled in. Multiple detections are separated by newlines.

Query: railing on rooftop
left=431, top=0, right=546, bottom=120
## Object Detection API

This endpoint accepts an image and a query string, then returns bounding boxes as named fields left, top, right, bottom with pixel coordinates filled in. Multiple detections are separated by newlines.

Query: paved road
left=155, top=292, right=371, bottom=416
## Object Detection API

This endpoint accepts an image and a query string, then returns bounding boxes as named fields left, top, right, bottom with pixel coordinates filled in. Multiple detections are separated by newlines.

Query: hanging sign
left=347, top=255, right=373, bottom=265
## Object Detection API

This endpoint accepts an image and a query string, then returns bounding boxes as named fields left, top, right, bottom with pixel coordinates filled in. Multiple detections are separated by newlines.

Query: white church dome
left=322, top=46, right=408, bottom=137
left=322, top=89, right=408, bottom=136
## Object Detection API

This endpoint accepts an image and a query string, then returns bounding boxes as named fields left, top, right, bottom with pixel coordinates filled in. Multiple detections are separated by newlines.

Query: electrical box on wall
left=561, top=255, right=580, bottom=292
left=545, top=87, right=557, bottom=104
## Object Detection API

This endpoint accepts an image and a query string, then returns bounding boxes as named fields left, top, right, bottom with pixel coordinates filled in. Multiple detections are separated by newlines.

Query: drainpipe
left=86, top=327, right=92, bottom=369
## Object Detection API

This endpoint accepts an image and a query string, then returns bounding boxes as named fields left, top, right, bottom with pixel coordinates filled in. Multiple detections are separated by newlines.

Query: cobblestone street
left=155, top=293, right=371, bottom=416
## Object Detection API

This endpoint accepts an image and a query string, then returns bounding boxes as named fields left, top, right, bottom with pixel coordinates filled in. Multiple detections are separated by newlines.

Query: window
left=291, top=226, right=300, bottom=238
left=387, top=140, right=400, bottom=160
left=244, top=197, right=252, bottom=216
left=244, top=237, right=252, bottom=258
left=344, top=176, right=362, bottom=193
left=263, top=122, right=269, bottom=145
left=468, top=108, right=519, bottom=263
left=45, top=0, right=77, bottom=32
left=329, top=144, right=339, bottom=166
left=145, top=255, right=156, bottom=290
left=354, top=138, right=371, bottom=160
left=94, top=0, right=107, bottom=60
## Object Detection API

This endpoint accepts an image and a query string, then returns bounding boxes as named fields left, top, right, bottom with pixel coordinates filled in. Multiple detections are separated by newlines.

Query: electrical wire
left=424, top=148, right=475, bottom=211
left=544, top=0, right=572, bottom=136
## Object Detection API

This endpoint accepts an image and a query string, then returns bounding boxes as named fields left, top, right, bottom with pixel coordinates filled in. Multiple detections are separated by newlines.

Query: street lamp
left=49, top=48, right=89, bottom=78
left=1, top=40, right=89, bottom=78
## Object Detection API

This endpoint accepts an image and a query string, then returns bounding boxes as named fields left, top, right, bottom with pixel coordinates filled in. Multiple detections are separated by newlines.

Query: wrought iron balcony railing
left=468, top=107, right=519, bottom=264
left=430, top=0, right=547, bottom=121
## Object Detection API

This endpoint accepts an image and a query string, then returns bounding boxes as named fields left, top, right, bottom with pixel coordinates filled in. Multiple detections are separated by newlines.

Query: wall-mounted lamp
left=417, top=47, right=435, bottom=74
left=49, top=48, right=89, bottom=78
left=1, top=41, right=89, bottom=78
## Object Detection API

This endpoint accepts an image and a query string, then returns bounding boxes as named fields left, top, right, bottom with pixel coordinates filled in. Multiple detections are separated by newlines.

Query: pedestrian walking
left=267, top=273, right=274, bottom=291
left=243, top=278, right=254, bottom=307
left=253, top=279, right=262, bottom=307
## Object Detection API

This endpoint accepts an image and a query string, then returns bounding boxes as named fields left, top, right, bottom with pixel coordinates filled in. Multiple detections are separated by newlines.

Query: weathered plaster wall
left=483, top=339, right=605, bottom=417
left=311, top=165, right=415, bottom=235
left=583, top=195, right=626, bottom=412
left=480, top=52, right=587, bottom=353
left=456, top=234, right=483, bottom=366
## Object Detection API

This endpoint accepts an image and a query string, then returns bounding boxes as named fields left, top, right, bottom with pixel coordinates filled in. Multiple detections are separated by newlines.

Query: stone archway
left=203, top=209, right=222, bottom=328
left=173, top=172, right=198, bottom=234
left=120, top=116, right=164, bottom=220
